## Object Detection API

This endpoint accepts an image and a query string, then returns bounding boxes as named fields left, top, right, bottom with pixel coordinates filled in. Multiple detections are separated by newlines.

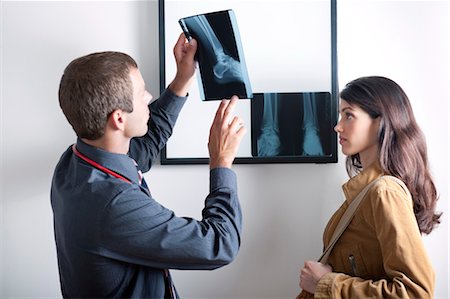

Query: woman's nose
left=334, top=120, right=342, bottom=133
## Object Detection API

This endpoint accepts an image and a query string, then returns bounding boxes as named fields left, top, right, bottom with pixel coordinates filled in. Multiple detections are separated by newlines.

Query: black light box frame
left=159, top=0, right=338, bottom=165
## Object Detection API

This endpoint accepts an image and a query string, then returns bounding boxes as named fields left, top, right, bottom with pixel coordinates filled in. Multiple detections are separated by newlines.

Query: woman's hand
left=299, top=261, right=333, bottom=294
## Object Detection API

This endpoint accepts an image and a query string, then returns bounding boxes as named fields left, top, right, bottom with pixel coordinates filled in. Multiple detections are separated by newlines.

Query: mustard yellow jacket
left=315, top=162, right=434, bottom=298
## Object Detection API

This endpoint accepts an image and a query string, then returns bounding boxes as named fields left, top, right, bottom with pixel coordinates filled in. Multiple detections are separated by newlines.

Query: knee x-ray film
left=179, top=10, right=253, bottom=101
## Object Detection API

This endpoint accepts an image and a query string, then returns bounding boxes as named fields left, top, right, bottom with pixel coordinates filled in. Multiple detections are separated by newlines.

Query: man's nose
left=145, top=91, right=153, bottom=105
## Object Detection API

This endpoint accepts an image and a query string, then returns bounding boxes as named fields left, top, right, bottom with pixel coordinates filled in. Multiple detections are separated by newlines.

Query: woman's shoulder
left=373, top=176, right=408, bottom=193
left=365, top=176, right=412, bottom=207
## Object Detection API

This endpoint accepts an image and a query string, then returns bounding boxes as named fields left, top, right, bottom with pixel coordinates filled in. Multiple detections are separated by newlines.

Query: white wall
left=1, top=1, right=448, bottom=298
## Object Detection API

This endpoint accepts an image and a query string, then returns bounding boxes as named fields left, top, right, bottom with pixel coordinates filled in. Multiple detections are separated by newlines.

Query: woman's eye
left=345, top=113, right=354, bottom=119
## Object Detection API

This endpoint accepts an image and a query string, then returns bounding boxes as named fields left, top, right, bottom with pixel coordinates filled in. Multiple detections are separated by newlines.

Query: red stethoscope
left=72, top=144, right=132, bottom=184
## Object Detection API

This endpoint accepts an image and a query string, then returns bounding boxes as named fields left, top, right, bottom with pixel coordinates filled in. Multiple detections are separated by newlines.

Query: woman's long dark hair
left=340, top=76, right=441, bottom=234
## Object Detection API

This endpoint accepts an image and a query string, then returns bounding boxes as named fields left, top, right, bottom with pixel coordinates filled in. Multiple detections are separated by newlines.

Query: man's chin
left=135, top=130, right=148, bottom=138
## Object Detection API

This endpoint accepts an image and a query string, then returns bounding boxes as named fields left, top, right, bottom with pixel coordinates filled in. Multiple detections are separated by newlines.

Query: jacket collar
left=342, top=161, right=384, bottom=203
left=75, top=138, right=141, bottom=185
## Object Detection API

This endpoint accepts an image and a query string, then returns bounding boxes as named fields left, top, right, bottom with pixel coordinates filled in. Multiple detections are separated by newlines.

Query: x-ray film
left=179, top=10, right=253, bottom=101
left=251, top=92, right=333, bottom=158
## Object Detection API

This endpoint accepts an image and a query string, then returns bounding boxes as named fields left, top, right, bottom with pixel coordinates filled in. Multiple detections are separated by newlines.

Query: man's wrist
left=209, top=157, right=233, bottom=169
left=168, top=76, right=192, bottom=97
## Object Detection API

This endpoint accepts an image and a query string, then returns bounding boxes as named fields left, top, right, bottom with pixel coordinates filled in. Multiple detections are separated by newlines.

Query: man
left=51, top=33, right=246, bottom=298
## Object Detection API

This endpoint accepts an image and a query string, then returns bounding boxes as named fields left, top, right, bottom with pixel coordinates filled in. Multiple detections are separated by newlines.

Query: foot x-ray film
left=179, top=9, right=253, bottom=101
left=251, top=92, right=333, bottom=158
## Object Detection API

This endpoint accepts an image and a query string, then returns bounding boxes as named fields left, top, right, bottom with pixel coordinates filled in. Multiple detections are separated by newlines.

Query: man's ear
left=107, top=109, right=126, bottom=131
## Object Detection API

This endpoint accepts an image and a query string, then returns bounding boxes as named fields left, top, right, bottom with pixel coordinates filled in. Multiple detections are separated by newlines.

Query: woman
left=298, top=76, right=441, bottom=298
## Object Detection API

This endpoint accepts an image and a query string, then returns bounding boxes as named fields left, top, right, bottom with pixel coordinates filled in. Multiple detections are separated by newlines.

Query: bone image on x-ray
left=301, top=93, right=324, bottom=156
left=257, top=93, right=282, bottom=156
left=189, top=15, right=244, bottom=84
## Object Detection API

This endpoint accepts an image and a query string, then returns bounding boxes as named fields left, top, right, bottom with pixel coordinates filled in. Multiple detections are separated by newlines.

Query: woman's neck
left=359, top=145, right=379, bottom=169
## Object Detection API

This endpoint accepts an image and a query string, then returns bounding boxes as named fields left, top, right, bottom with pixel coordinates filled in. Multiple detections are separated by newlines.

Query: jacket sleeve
left=129, top=88, right=187, bottom=172
left=96, top=167, right=242, bottom=270
left=315, top=184, right=435, bottom=299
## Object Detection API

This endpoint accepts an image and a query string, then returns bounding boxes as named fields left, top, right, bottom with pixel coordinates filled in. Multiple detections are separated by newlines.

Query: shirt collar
left=75, top=138, right=141, bottom=185
left=342, top=161, right=384, bottom=203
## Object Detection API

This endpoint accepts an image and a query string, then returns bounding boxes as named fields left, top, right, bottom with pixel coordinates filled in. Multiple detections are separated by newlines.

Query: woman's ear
left=107, top=109, right=126, bottom=131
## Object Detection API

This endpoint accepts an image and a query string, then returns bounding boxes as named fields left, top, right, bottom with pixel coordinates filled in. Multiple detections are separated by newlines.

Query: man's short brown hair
left=59, top=51, right=138, bottom=140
